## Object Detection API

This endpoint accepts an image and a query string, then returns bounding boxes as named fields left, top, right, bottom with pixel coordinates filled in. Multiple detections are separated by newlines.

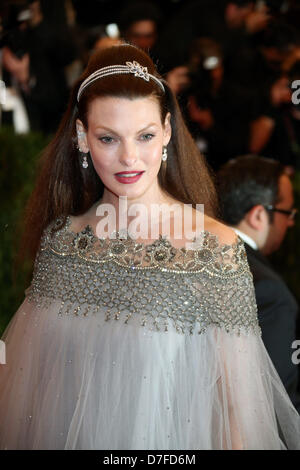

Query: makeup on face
left=78, top=96, right=171, bottom=201
left=114, top=171, right=145, bottom=184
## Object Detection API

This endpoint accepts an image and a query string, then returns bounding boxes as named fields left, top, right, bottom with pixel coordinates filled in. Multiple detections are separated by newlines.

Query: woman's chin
left=103, top=184, right=148, bottom=202
left=119, top=187, right=148, bottom=201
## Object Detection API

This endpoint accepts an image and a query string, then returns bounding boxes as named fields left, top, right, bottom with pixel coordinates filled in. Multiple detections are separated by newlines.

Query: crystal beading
left=26, top=215, right=261, bottom=337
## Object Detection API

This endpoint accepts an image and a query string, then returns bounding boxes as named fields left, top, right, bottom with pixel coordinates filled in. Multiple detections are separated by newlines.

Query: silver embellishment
left=126, top=61, right=150, bottom=81
left=26, top=215, right=261, bottom=337
left=77, top=61, right=165, bottom=102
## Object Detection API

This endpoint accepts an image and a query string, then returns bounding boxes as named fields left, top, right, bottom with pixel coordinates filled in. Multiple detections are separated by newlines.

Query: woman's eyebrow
left=138, top=123, right=159, bottom=132
left=94, top=123, right=159, bottom=133
left=94, top=125, right=118, bottom=133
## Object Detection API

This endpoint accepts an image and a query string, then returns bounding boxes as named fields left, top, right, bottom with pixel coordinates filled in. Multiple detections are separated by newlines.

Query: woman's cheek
left=89, top=147, right=113, bottom=170
left=93, top=161, right=112, bottom=176
left=144, top=143, right=162, bottom=165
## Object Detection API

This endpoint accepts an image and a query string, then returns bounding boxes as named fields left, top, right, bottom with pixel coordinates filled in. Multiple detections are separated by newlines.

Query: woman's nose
left=119, top=142, right=138, bottom=167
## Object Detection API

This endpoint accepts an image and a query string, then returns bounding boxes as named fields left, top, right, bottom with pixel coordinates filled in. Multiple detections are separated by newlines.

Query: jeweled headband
left=77, top=60, right=165, bottom=102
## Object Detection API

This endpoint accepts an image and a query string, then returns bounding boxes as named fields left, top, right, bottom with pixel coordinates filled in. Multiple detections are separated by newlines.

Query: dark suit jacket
left=245, top=243, right=300, bottom=414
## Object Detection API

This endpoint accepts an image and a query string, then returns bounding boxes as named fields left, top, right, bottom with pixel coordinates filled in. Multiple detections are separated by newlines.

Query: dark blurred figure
left=153, top=0, right=271, bottom=119
left=71, top=0, right=121, bottom=27
left=218, top=155, right=300, bottom=414
left=282, top=0, right=300, bottom=30
left=248, top=71, right=297, bottom=171
left=232, top=21, right=300, bottom=172
left=117, top=1, right=162, bottom=54
left=182, top=38, right=253, bottom=169
left=228, top=19, right=300, bottom=89
left=70, top=0, right=124, bottom=70
left=154, top=0, right=270, bottom=74
left=284, top=59, right=300, bottom=171
left=0, top=2, right=31, bottom=131
left=2, top=0, right=76, bottom=134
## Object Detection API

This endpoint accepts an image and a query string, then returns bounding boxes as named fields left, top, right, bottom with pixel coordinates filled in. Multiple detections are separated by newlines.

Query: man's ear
left=76, top=119, right=89, bottom=153
left=245, top=205, right=269, bottom=231
left=163, top=112, right=172, bottom=146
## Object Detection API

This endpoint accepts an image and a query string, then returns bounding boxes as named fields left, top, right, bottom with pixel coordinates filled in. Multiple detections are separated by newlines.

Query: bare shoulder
left=68, top=199, right=104, bottom=232
left=175, top=204, right=238, bottom=248
left=68, top=212, right=94, bottom=233
left=202, top=214, right=238, bottom=247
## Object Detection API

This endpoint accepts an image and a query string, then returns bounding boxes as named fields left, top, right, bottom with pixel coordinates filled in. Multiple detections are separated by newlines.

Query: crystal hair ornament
left=77, top=61, right=165, bottom=102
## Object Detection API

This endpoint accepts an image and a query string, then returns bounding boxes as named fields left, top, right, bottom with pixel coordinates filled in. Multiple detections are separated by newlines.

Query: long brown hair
left=17, top=44, right=219, bottom=270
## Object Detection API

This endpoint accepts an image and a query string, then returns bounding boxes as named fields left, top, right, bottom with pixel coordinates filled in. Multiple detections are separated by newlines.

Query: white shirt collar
left=232, top=228, right=258, bottom=250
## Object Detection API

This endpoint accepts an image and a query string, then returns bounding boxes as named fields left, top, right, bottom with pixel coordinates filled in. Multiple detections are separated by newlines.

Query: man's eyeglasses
left=264, top=205, right=298, bottom=220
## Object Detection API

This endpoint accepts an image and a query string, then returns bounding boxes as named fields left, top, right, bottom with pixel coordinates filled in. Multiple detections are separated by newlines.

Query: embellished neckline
left=40, top=215, right=249, bottom=275
left=62, top=214, right=242, bottom=254
left=30, top=216, right=259, bottom=335
left=29, top=212, right=259, bottom=335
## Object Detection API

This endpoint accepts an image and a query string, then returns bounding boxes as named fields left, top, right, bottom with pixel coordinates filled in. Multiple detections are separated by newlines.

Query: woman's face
left=77, top=96, right=171, bottom=201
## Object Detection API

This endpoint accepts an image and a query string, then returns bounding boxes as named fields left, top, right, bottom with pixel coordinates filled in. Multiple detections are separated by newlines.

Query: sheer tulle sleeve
left=186, top=240, right=300, bottom=450
left=209, top=328, right=300, bottom=449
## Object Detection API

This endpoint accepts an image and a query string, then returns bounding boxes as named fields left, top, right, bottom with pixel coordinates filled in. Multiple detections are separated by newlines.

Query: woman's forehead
left=86, top=95, right=162, bottom=130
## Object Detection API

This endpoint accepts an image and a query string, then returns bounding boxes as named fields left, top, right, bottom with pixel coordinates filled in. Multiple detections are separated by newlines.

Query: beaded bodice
left=26, top=215, right=261, bottom=336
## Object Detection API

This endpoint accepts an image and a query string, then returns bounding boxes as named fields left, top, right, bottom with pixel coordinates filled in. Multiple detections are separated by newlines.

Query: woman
left=0, top=44, right=299, bottom=450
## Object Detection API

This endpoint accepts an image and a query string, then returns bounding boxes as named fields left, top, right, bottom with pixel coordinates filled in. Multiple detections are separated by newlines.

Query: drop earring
left=77, top=148, right=89, bottom=169
left=76, top=128, right=89, bottom=168
left=162, top=146, right=168, bottom=162
left=76, top=144, right=89, bottom=169
left=82, top=153, right=88, bottom=169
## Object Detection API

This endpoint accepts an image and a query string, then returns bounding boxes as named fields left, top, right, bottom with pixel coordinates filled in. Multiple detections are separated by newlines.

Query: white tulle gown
left=0, top=215, right=299, bottom=450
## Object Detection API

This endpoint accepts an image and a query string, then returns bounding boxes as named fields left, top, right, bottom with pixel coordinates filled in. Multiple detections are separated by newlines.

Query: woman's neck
left=93, top=185, right=176, bottom=220
left=72, top=187, right=206, bottom=247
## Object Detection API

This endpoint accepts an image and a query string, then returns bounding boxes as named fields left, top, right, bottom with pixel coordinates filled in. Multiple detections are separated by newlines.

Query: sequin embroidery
left=26, top=215, right=261, bottom=336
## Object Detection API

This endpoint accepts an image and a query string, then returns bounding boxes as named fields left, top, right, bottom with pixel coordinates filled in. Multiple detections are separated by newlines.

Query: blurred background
left=0, top=0, right=300, bottom=335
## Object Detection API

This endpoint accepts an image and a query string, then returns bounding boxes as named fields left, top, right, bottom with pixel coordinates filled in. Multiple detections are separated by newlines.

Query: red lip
left=114, top=171, right=144, bottom=184
left=114, top=171, right=144, bottom=175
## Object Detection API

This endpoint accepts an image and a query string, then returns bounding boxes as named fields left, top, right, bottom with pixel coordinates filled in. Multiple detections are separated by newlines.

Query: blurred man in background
left=218, top=155, right=300, bottom=413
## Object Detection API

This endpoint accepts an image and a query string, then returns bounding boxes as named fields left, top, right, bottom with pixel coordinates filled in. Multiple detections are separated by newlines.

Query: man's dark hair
left=217, top=155, right=285, bottom=225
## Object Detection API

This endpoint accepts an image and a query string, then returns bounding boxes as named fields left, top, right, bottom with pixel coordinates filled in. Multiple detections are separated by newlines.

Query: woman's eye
left=141, top=133, right=155, bottom=141
left=99, top=136, right=114, bottom=144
